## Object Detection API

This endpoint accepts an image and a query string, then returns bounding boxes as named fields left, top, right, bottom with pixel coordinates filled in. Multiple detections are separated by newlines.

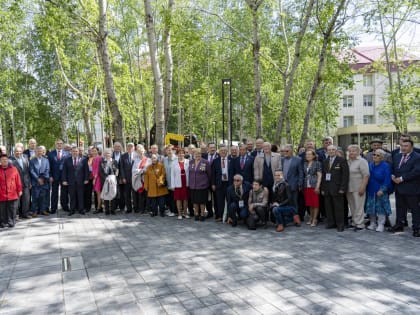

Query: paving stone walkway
left=1, top=209, right=420, bottom=315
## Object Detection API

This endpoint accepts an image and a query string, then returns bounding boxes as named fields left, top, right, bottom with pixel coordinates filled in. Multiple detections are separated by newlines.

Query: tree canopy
left=0, top=0, right=418, bottom=150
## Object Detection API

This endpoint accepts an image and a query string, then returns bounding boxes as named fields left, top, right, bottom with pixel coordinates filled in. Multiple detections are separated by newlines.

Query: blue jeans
left=272, top=206, right=296, bottom=225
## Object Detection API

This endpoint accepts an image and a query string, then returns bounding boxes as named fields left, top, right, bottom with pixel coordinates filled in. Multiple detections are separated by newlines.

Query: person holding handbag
left=132, top=144, right=151, bottom=214
left=99, top=148, right=119, bottom=215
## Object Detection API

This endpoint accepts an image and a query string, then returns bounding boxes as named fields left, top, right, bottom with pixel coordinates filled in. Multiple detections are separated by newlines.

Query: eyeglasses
left=372, top=154, right=381, bottom=157
left=233, top=179, right=241, bottom=182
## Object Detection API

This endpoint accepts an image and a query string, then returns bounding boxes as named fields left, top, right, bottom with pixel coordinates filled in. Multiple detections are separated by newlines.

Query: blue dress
left=365, top=161, right=392, bottom=215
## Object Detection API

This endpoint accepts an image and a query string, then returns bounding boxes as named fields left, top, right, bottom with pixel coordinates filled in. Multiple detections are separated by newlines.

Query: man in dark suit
left=120, top=142, right=135, bottom=213
left=281, top=144, right=304, bottom=219
left=389, top=139, right=420, bottom=236
left=250, top=138, right=264, bottom=157
left=203, top=142, right=219, bottom=218
left=29, top=146, right=50, bottom=216
left=23, top=138, right=37, bottom=160
left=232, top=144, right=254, bottom=184
left=226, top=174, right=252, bottom=226
left=320, top=145, right=349, bottom=232
left=48, top=138, right=69, bottom=213
left=10, top=146, right=31, bottom=219
left=316, top=137, right=333, bottom=165
left=211, top=145, right=234, bottom=222
left=62, top=147, right=89, bottom=216
left=391, top=134, right=420, bottom=226
left=112, top=142, right=125, bottom=211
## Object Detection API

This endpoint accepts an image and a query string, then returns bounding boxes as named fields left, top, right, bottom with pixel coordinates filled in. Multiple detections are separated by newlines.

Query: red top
left=0, top=164, right=22, bottom=201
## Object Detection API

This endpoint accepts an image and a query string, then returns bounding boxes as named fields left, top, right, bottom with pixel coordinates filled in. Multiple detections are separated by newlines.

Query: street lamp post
left=213, top=121, right=217, bottom=148
left=222, top=78, right=231, bottom=146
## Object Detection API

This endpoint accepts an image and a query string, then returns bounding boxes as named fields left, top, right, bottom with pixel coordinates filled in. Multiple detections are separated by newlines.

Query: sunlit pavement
left=1, top=205, right=420, bottom=315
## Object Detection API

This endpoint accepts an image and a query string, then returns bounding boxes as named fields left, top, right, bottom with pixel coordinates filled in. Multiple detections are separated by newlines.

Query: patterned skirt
left=365, top=193, right=392, bottom=215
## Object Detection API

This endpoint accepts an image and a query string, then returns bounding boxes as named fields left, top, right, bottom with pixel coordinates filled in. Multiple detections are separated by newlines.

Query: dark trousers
left=324, top=193, right=345, bottom=228
left=247, top=206, right=267, bottom=229
left=84, top=179, right=93, bottom=211
left=32, top=187, right=50, bottom=213
left=18, top=187, right=31, bottom=217
left=104, top=199, right=117, bottom=214
left=133, top=191, right=147, bottom=213
left=297, top=190, right=307, bottom=221
left=215, top=182, right=229, bottom=219
left=0, top=200, right=19, bottom=227
left=227, top=202, right=248, bottom=225
left=124, top=183, right=134, bottom=212
left=166, top=190, right=176, bottom=214
left=116, top=184, right=125, bottom=210
left=149, top=196, right=165, bottom=216
left=289, top=189, right=299, bottom=212
left=69, top=184, right=84, bottom=212
left=395, top=192, right=420, bottom=229
left=51, top=180, right=68, bottom=212
left=318, top=194, right=326, bottom=219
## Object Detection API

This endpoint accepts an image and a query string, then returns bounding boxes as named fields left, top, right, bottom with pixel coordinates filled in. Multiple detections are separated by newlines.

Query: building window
left=343, top=116, right=354, bottom=127
left=342, top=96, right=353, bottom=108
left=363, top=95, right=373, bottom=107
left=363, top=74, right=373, bottom=87
left=363, top=115, right=375, bottom=124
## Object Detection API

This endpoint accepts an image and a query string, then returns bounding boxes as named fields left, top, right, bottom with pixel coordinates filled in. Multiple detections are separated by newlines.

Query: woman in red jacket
left=0, top=154, right=22, bottom=228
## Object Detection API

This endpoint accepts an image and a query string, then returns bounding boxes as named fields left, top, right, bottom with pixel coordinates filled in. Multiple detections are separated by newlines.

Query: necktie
left=57, top=151, right=61, bottom=160
left=236, top=187, right=241, bottom=196
left=210, top=155, right=214, bottom=163
left=222, top=158, right=225, bottom=168
left=329, top=157, right=333, bottom=169
left=398, top=154, right=407, bottom=168
left=129, top=154, right=131, bottom=164
left=73, top=158, right=76, bottom=167
left=240, top=157, right=245, bottom=169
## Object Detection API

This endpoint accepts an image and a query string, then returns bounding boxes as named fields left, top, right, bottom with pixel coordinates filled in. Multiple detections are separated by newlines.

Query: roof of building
left=346, top=46, right=419, bottom=71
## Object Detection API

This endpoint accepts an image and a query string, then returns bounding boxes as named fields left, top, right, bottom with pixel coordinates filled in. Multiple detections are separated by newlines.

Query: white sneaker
left=177, top=215, right=182, bottom=220
left=185, top=214, right=190, bottom=219
left=376, top=225, right=384, bottom=232
left=165, top=210, right=175, bottom=217
left=367, top=224, right=377, bottom=231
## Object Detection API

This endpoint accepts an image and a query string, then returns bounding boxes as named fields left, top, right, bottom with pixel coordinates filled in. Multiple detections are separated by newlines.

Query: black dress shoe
left=194, top=216, right=199, bottom=221
left=150, top=212, right=154, bottom=217
left=325, top=225, right=337, bottom=229
left=388, top=225, right=404, bottom=233
left=337, top=226, right=344, bottom=232
left=413, top=229, right=420, bottom=237
left=80, top=211, right=86, bottom=215
left=50, top=210, right=56, bottom=214
left=354, top=227, right=364, bottom=231
left=126, top=210, right=132, bottom=213
left=199, top=216, right=205, bottom=221
left=93, top=209, right=102, bottom=214
left=67, top=212, right=74, bottom=216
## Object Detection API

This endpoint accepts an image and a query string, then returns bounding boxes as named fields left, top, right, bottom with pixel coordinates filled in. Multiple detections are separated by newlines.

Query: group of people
left=1, top=134, right=419, bottom=238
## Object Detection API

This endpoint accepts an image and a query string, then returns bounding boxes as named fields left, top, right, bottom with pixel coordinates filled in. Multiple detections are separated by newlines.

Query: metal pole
left=222, top=80, right=225, bottom=145
left=229, top=81, right=232, bottom=146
